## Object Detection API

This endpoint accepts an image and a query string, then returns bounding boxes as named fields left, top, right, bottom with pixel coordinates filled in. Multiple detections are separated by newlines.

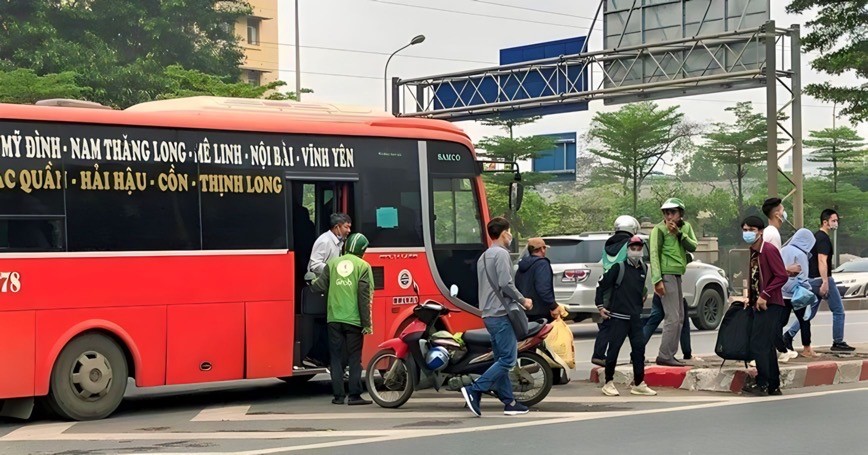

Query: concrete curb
left=590, top=356, right=868, bottom=393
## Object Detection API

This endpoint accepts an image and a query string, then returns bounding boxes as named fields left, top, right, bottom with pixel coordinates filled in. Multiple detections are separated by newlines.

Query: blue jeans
left=470, top=316, right=517, bottom=404
left=642, top=294, right=692, bottom=357
left=787, top=277, right=845, bottom=343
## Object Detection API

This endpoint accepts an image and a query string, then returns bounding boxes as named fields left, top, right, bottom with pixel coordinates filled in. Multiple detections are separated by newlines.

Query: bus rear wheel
left=46, top=333, right=128, bottom=421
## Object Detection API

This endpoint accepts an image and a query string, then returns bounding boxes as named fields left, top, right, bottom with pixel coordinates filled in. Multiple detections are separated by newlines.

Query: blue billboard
left=433, top=37, right=589, bottom=120
left=532, top=132, right=577, bottom=182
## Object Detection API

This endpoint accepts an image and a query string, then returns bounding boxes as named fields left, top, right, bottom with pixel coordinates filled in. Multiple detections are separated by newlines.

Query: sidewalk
left=589, top=343, right=868, bottom=393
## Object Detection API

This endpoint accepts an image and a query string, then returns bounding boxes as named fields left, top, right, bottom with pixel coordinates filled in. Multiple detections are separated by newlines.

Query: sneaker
left=630, top=382, right=657, bottom=396
left=655, top=357, right=685, bottom=367
left=331, top=396, right=345, bottom=405
left=741, top=383, right=767, bottom=397
left=591, top=358, right=606, bottom=367
left=303, top=356, right=326, bottom=368
left=683, top=356, right=704, bottom=362
left=778, top=350, right=798, bottom=363
left=504, top=401, right=529, bottom=416
left=461, top=386, right=482, bottom=417
left=767, top=387, right=783, bottom=396
left=601, top=381, right=620, bottom=396
left=347, top=395, right=372, bottom=406
left=831, top=342, right=856, bottom=352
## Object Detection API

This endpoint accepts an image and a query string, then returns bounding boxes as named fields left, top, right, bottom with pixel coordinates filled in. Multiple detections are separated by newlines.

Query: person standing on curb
left=310, top=233, right=374, bottom=406
left=461, top=217, right=532, bottom=417
left=650, top=198, right=698, bottom=367
left=741, top=216, right=788, bottom=396
left=592, top=215, right=640, bottom=366
left=762, top=197, right=803, bottom=363
left=597, top=235, right=657, bottom=397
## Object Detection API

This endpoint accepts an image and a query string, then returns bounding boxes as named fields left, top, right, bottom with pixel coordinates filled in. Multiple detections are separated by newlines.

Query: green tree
left=701, top=102, right=774, bottom=219
left=0, top=69, right=89, bottom=103
left=585, top=102, right=695, bottom=215
left=678, top=147, right=726, bottom=182
left=475, top=116, right=556, bottom=188
left=159, top=66, right=310, bottom=101
left=0, top=0, right=253, bottom=108
left=804, top=126, right=867, bottom=192
left=787, top=0, right=868, bottom=123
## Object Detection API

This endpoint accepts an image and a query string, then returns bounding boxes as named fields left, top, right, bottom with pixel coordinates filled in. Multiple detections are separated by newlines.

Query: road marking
left=194, top=406, right=628, bottom=421
left=119, top=386, right=868, bottom=454
left=190, top=394, right=742, bottom=422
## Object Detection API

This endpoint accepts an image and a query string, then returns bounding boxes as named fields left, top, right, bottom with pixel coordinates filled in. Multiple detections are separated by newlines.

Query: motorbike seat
left=461, top=320, right=545, bottom=346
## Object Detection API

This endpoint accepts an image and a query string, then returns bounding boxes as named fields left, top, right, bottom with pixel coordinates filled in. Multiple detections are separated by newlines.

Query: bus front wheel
left=46, top=333, right=128, bottom=421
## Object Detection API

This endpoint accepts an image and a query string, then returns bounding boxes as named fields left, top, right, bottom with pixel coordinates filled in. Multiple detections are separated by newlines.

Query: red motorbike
left=365, top=297, right=556, bottom=408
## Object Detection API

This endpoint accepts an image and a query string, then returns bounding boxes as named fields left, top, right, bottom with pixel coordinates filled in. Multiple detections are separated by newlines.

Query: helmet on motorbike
left=613, top=215, right=640, bottom=235
left=425, top=346, right=451, bottom=371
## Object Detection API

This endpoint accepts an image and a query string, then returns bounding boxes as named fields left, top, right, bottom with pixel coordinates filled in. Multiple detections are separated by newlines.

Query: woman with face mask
left=596, top=236, right=657, bottom=397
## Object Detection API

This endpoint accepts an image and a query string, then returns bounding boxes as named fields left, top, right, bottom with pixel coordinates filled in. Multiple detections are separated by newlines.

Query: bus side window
left=0, top=219, right=64, bottom=252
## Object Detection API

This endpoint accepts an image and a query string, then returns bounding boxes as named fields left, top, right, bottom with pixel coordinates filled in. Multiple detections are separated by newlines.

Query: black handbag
left=715, top=301, right=753, bottom=363
left=482, top=255, right=529, bottom=339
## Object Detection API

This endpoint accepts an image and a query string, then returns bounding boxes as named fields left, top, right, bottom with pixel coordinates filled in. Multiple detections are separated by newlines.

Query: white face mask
left=504, top=232, right=513, bottom=245
left=627, top=249, right=642, bottom=265
left=829, top=222, right=839, bottom=230
left=780, top=210, right=788, bottom=222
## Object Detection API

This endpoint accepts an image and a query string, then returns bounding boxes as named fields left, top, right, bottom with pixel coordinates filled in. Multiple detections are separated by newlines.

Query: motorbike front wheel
left=510, top=351, right=553, bottom=407
left=365, top=349, right=416, bottom=408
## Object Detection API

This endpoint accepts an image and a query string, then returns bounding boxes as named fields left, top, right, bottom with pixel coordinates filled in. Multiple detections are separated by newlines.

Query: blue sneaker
left=461, top=386, right=482, bottom=417
left=504, top=401, right=529, bottom=416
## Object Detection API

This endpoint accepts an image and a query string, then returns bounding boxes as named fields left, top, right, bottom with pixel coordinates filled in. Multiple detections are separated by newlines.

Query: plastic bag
left=547, top=315, right=575, bottom=369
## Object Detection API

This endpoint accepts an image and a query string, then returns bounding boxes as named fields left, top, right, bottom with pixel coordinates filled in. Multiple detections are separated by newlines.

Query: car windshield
left=834, top=261, right=868, bottom=273
left=545, top=238, right=606, bottom=264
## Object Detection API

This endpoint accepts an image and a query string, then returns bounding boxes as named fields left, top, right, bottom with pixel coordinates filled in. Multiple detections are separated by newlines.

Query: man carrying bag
left=461, top=217, right=532, bottom=417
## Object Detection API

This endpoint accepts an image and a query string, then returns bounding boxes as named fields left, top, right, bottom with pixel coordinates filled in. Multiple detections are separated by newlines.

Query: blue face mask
left=742, top=231, right=757, bottom=244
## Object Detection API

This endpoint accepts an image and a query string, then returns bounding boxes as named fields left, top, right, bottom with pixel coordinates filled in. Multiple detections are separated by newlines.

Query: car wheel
left=691, top=288, right=725, bottom=330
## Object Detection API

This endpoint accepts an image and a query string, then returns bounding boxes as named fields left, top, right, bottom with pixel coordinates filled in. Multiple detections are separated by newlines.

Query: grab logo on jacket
left=337, top=260, right=354, bottom=277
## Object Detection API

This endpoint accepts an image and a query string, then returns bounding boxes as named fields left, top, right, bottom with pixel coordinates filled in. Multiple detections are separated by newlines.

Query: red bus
left=0, top=97, right=517, bottom=420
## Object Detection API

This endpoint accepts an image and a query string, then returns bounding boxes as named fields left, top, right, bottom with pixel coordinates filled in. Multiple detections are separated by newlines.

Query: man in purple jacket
left=741, top=216, right=789, bottom=396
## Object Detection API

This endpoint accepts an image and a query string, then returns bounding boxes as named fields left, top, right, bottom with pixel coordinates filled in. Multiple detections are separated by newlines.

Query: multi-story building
left=236, top=0, right=279, bottom=86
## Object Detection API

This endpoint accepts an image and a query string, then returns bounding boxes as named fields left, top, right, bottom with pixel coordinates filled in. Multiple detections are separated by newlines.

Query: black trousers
left=327, top=322, right=364, bottom=398
left=605, top=316, right=646, bottom=385
left=783, top=298, right=812, bottom=347
left=593, top=318, right=611, bottom=361
left=774, top=301, right=794, bottom=353
left=750, top=305, right=784, bottom=390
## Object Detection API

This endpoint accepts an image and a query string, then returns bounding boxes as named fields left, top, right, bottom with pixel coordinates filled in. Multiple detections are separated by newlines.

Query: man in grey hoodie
left=461, top=217, right=533, bottom=417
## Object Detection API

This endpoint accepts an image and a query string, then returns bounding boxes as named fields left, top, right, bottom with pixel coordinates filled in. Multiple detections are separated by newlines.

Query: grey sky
left=276, top=0, right=866, bottom=172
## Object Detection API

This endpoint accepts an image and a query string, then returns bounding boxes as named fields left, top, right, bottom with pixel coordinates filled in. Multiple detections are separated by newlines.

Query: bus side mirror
left=509, top=181, right=524, bottom=213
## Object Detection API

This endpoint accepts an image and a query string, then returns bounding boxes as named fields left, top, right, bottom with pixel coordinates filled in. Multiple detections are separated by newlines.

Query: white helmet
left=614, top=215, right=640, bottom=235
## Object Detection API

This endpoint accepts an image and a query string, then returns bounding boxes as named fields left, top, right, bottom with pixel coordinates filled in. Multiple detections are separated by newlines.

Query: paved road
left=1, top=310, right=867, bottom=455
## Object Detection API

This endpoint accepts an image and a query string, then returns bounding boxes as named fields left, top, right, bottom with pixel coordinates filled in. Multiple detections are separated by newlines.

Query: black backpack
left=715, top=301, right=753, bottom=364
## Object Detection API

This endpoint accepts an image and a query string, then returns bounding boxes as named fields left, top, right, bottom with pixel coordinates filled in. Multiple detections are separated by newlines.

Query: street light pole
left=294, top=0, right=302, bottom=101
left=384, top=35, right=425, bottom=112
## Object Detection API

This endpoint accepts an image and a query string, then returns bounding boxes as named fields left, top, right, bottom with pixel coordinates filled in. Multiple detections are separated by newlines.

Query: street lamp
left=384, top=35, right=425, bottom=112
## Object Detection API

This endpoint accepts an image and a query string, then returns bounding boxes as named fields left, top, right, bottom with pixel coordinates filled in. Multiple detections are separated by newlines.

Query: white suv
left=541, top=233, right=729, bottom=330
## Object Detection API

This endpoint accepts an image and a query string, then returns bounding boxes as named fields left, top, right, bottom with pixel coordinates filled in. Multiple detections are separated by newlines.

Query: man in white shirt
left=308, top=213, right=352, bottom=276
left=761, top=197, right=784, bottom=249
left=305, top=213, right=352, bottom=367
left=761, top=197, right=801, bottom=362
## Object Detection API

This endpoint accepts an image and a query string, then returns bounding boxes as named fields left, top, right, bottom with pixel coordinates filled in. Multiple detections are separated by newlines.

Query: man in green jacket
left=650, top=198, right=698, bottom=367
left=311, top=233, right=374, bottom=405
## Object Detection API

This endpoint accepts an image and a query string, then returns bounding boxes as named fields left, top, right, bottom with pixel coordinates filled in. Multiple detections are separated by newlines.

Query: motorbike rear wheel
left=510, top=352, right=553, bottom=407
left=365, top=349, right=415, bottom=408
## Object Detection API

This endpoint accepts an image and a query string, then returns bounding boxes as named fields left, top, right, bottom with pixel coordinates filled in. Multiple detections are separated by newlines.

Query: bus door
left=286, top=177, right=356, bottom=369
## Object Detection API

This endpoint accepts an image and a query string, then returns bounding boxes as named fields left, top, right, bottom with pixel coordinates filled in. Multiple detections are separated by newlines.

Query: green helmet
left=344, top=233, right=369, bottom=256
left=661, top=197, right=685, bottom=211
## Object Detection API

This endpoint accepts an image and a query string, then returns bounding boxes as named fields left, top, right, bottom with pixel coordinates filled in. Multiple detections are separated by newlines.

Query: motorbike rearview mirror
left=449, top=284, right=459, bottom=297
